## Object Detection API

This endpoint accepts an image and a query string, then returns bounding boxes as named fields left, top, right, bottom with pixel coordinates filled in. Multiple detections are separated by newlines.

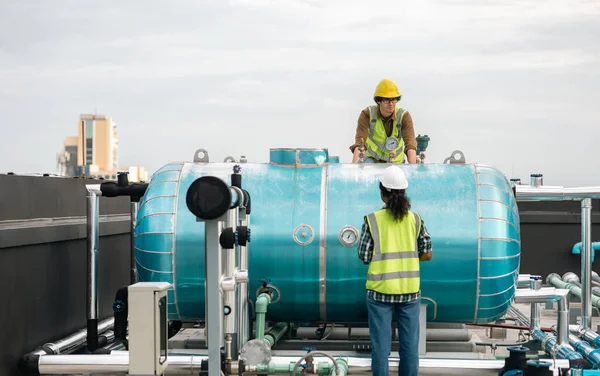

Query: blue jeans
left=367, top=296, right=421, bottom=376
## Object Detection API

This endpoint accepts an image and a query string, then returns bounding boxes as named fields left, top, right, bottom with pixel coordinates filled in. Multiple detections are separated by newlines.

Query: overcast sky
left=1, top=0, right=599, bottom=186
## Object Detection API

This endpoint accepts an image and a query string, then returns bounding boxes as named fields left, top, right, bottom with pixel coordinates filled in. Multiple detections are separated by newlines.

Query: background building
left=56, top=114, right=147, bottom=182
left=76, top=114, right=119, bottom=179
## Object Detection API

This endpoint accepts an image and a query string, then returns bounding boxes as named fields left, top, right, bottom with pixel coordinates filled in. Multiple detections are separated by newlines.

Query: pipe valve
left=258, top=279, right=274, bottom=298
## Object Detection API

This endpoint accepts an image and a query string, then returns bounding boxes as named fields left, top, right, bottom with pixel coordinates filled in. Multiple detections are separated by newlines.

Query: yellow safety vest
left=364, top=105, right=406, bottom=164
left=365, top=209, right=422, bottom=295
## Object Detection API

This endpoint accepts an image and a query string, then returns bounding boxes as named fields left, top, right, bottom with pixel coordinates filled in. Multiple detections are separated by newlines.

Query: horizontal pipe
left=35, top=354, right=572, bottom=374
left=24, top=317, right=114, bottom=357
left=470, top=323, right=553, bottom=332
left=517, top=274, right=533, bottom=288
left=515, top=185, right=600, bottom=201
left=293, top=327, right=472, bottom=342
left=532, top=329, right=582, bottom=361
left=569, top=333, right=600, bottom=368
left=514, top=287, right=570, bottom=304
left=547, top=274, right=600, bottom=310
left=264, top=322, right=290, bottom=347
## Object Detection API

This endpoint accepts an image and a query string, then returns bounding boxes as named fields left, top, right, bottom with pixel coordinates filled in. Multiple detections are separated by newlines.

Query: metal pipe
left=35, top=354, right=572, bottom=375
left=517, top=274, right=532, bottom=288
left=530, top=303, right=541, bottom=331
left=514, top=287, right=570, bottom=304
left=531, top=329, right=582, bottom=360
left=557, top=292, right=570, bottom=347
left=569, top=333, right=600, bottom=368
left=264, top=322, right=290, bottom=347
left=513, top=286, right=570, bottom=345
left=293, top=327, right=473, bottom=342
left=547, top=273, right=600, bottom=311
left=130, top=201, right=138, bottom=284
left=24, top=317, right=114, bottom=357
left=514, top=185, right=566, bottom=201
left=290, top=351, right=340, bottom=376
left=85, top=184, right=102, bottom=352
left=514, top=185, right=600, bottom=201
left=569, top=325, right=600, bottom=348
left=582, top=198, right=593, bottom=330
left=204, top=219, right=224, bottom=374
left=237, top=210, right=250, bottom=352
left=562, top=273, right=600, bottom=297
left=224, top=207, right=238, bottom=359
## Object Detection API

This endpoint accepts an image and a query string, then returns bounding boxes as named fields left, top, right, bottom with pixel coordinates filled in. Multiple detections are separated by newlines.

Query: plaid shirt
left=357, top=212, right=432, bottom=303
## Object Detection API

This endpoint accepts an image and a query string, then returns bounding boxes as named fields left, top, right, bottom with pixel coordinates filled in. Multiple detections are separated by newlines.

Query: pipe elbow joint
left=255, top=293, right=272, bottom=314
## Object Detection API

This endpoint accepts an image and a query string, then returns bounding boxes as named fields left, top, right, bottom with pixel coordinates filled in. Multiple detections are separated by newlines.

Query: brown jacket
left=349, top=106, right=416, bottom=155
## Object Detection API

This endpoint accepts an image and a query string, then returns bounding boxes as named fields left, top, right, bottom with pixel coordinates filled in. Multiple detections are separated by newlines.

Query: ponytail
left=379, top=183, right=411, bottom=221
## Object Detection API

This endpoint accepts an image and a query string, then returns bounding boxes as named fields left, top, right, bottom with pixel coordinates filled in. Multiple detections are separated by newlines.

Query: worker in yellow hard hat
left=350, top=78, right=417, bottom=164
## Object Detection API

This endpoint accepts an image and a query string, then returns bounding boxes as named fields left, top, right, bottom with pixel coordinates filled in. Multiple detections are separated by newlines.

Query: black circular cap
left=186, top=176, right=231, bottom=220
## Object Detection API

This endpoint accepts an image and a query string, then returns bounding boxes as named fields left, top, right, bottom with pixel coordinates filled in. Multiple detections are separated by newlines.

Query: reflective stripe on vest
left=365, top=105, right=406, bottom=163
left=365, top=209, right=422, bottom=295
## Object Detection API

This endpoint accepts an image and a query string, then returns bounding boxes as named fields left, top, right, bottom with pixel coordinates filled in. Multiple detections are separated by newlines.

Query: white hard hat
left=378, top=165, right=408, bottom=190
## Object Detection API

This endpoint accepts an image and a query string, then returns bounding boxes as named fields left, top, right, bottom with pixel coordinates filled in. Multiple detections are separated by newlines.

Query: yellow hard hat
left=374, top=78, right=401, bottom=98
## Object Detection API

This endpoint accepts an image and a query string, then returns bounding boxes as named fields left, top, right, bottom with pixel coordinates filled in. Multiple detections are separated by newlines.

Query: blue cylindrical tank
left=134, top=148, right=521, bottom=324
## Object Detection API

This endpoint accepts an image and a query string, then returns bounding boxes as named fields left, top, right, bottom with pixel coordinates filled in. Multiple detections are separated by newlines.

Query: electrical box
left=128, top=282, right=171, bottom=376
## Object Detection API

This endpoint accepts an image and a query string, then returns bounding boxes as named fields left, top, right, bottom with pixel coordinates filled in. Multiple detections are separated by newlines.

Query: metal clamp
left=234, top=269, right=248, bottom=284
left=221, top=276, right=236, bottom=292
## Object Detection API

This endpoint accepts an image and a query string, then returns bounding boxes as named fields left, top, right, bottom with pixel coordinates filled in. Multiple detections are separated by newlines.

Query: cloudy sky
left=1, top=0, right=599, bottom=185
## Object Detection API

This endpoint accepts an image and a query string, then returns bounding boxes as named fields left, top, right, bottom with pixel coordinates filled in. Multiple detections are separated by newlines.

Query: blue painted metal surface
left=134, top=148, right=521, bottom=324
left=572, top=241, right=600, bottom=263
left=269, top=148, right=329, bottom=166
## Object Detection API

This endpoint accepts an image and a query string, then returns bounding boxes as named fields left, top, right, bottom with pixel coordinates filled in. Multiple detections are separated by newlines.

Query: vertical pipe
left=582, top=198, right=593, bottom=329
left=557, top=294, right=570, bottom=348
left=237, top=208, right=249, bottom=353
left=224, top=208, right=238, bottom=359
left=530, top=303, right=540, bottom=331
left=86, top=188, right=100, bottom=352
left=205, top=220, right=224, bottom=375
left=130, top=201, right=138, bottom=285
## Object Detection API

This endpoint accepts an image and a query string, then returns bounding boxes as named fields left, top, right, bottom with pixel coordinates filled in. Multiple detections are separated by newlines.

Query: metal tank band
left=134, top=149, right=521, bottom=324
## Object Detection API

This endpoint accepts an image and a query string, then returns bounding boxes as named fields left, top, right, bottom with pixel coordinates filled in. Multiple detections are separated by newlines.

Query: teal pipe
left=255, top=293, right=272, bottom=340
left=264, top=322, right=289, bottom=347
left=331, top=358, right=348, bottom=376
left=255, top=358, right=347, bottom=375
left=572, top=242, right=600, bottom=263
left=547, top=274, right=600, bottom=309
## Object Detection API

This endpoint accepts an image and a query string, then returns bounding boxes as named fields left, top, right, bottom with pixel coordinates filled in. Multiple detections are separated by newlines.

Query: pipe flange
left=293, top=224, right=314, bottom=246
left=240, top=339, right=272, bottom=366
